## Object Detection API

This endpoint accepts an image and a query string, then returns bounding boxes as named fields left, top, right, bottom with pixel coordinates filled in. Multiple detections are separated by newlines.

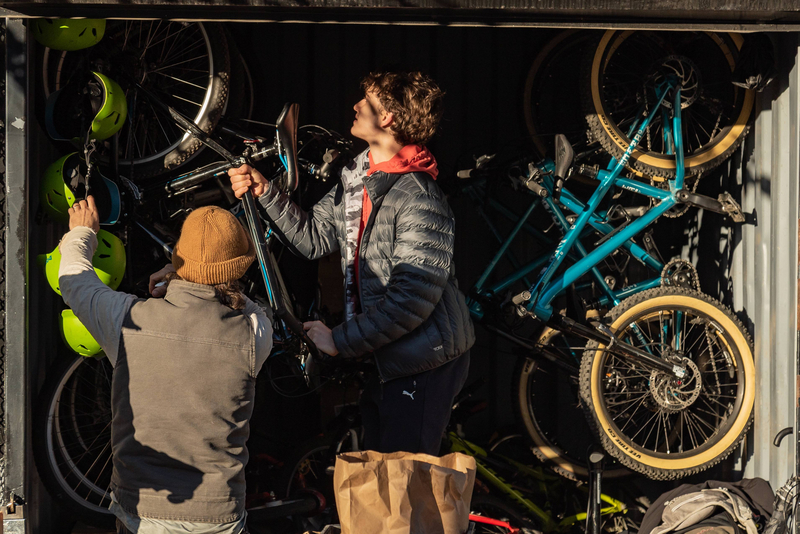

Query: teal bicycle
left=459, top=30, right=756, bottom=481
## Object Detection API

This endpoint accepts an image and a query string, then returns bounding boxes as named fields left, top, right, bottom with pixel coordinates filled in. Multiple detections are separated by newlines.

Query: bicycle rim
left=44, top=356, right=115, bottom=517
left=47, top=21, right=230, bottom=179
left=585, top=31, right=754, bottom=177
left=580, top=287, right=755, bottom=479
left=515, top=328, right=629, bottom=481
left=524, top=29, right=600, bottom=159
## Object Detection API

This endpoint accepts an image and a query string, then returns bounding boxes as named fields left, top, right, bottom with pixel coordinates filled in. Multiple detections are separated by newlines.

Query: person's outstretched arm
left=229, top=164, right=339, bottom=260
left=58, top=197, right=137, bottom=366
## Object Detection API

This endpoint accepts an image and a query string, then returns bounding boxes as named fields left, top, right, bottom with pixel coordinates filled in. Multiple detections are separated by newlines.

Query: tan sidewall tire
left=586, top=290, right=754, bottom=476
left=587, top=31, right=755, bottom=177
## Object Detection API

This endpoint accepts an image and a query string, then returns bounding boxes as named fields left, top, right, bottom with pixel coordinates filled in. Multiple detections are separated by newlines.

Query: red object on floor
left=468, top=513, right=520, bottom=533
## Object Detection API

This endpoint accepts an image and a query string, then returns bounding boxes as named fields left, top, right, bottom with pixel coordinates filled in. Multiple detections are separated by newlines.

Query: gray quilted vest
left=110, top=280, right=257, bottom=522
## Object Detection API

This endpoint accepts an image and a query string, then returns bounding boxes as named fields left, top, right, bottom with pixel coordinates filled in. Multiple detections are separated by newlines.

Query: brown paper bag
left=333, top=450, right=476, bottom=534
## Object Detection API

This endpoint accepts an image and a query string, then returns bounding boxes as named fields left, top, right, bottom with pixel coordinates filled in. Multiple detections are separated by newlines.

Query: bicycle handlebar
left=160, top=145, right=279, bottom=195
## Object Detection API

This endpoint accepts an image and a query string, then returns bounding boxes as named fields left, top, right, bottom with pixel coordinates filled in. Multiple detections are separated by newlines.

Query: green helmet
left=40, top=152, right=123, bottom=225
left=59, top=309, right=104, bottom=357
left=46, top=71, right=127, bottom=142
left=41, top=153, right=77, bottom=224
left=88, top=72, right=127, bottom=141
left=40, top=228, right=126, bottom=295
left=31, top=18, right=105, bottom=51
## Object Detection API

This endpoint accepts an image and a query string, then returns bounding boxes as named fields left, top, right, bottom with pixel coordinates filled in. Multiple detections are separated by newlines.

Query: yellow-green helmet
left=40, top=152, right=123, bottom=225
left=45, top=71, right=127, bottom=142
left=40, top=229, right=126, bottom=295
left=31, top=18, right=105, bottom=51
left=88, top=72, right=127, bottom=141
left=59, top=309, right=104, bottom=357
left=41, top=153, right=77, bottom=224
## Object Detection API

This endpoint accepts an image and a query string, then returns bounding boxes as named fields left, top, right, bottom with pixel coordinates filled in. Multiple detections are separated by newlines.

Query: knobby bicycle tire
left=42, top=21, right=231, bottom=180
left=583, top=30, right=755, bottom=178
left=579, top=287, right=755, bottom=480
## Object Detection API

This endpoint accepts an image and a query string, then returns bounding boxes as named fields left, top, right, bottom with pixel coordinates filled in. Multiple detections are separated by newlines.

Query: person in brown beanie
left=59, top=196, right=273, bottom=534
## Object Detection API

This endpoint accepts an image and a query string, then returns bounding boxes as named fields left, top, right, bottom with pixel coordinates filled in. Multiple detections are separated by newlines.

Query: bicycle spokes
left=600, top=308, right=740, bottom=455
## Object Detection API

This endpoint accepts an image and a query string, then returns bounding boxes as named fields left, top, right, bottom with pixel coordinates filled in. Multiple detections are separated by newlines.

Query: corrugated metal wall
left=737, top=33, right=800, bottom=484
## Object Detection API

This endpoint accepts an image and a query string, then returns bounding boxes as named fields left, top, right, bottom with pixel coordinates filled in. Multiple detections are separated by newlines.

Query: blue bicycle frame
left=526, top=77, right=685, bottom=321
left=467, top=83, right=684, bottom=321
left=467, top=182, right=665, bottom=320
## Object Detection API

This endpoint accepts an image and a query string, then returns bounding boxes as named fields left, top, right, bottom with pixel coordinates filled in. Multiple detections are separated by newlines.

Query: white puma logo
left=403, top=390, right=415, bottom=400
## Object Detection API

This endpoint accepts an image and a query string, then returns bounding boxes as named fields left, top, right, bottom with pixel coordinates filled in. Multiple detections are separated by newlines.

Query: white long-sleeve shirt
left=58, top=225, right=273, bottom=533
left=58, top=226, right=272, bottom=371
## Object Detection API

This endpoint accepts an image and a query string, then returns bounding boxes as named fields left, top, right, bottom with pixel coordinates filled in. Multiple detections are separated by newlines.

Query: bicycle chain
left=650, top=172, right=701, bottom=218
left=660, top=258, right=700, bottom=291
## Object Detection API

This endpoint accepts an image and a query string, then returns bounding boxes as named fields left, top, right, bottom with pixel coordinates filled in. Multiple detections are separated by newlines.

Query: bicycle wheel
left=514, top=327, right=629, bottom=481
left=579, top=287, right=755, bottom=480
left=584, top=31, right=755, bottom=178
left=277, top=429, right=361, bottom=531
left=33, top=354, right=115, bottom=528
left=43, top=21, right=231, bottom=180
left=524, top=30, right=600, bottom=159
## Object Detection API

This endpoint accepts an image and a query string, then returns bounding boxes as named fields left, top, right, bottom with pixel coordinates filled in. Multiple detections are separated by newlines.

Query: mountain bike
left=457, top=141, right=716, bottom=481
left=32, top=101, right=353, bottom=528
left=462, top=55, right=754, bottom=480
left=447, top=413, right=632, bottom=533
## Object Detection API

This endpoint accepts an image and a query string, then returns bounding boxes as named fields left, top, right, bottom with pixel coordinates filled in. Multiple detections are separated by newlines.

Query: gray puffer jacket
left=258, top=166, right=474, bottom=382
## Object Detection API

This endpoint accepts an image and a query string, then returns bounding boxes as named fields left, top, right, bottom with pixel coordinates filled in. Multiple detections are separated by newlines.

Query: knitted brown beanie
left=172, top=206, right=255, bottom=285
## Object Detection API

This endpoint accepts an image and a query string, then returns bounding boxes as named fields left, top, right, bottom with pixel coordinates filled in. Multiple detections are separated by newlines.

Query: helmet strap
left=82, top=138, right=98, bottom=196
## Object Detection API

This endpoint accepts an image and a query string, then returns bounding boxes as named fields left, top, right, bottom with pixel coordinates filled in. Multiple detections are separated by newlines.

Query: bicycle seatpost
left=552, top=134, right=575, bottom=201
left=585, top=446, right=605, bottom=534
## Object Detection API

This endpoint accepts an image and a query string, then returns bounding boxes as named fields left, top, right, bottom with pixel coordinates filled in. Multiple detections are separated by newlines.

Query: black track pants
left=359, top=352, right=470, bottom=456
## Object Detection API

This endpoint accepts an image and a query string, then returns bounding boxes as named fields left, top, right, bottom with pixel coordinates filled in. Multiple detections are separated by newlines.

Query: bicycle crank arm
left=675, top=190, right=745, bottom=223
left=549, top=315, right=686, bottom=378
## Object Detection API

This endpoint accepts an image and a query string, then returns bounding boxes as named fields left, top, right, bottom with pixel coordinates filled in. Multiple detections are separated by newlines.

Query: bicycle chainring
left=661, top=259, right=700, bottom=291
left=650, top=173, right=701, bottom=218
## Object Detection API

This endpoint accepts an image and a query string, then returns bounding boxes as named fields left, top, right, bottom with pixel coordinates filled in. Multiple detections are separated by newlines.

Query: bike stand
left=585, top=446, right=605, bottom=534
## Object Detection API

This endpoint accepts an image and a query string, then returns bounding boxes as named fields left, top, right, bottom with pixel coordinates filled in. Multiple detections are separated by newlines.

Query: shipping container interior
left=3, top=15, right=799, bottom=533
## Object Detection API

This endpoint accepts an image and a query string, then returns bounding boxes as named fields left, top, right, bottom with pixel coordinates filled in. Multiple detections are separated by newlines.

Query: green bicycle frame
left=448, top=432, right=627, bottom=532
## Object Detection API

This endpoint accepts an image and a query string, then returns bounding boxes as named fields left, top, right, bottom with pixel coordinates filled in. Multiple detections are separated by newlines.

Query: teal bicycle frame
left=467, top=86, right=682, bottom=322
left=526, top=78, right=685, bottom=322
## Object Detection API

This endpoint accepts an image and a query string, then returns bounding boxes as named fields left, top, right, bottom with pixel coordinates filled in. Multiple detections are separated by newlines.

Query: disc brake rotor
left=649, top=357, right=702, bottom=412
left=650, top=55, right=701, bottom=110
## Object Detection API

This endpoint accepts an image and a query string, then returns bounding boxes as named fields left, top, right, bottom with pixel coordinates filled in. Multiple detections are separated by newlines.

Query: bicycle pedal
left=325, top=465, right=335, bottom=476
left=717, top=192, right=745, bottom=223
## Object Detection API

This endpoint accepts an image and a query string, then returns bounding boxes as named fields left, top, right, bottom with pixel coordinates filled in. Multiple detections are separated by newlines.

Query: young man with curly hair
left=229, top=71, right=474, bottom=455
